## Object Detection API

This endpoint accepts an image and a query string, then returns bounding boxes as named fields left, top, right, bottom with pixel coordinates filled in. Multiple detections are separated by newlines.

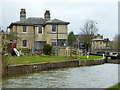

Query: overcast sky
left=0, top=0, right=118, bottom=40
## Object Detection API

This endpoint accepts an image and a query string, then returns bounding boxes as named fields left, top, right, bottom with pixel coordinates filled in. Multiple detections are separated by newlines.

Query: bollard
left=87, top=55, right=89, bottom=59
left=103, top=53, right=104, bottom=59
left=87, top=52, right=89, bottom=59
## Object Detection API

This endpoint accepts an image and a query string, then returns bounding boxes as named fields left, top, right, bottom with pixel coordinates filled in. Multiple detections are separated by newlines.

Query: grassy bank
left=7, top=56, right=74, bottom=65
left=7, top=55, right=103, bottom=65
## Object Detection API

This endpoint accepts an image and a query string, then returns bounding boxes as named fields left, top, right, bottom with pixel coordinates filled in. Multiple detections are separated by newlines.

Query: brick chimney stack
left=97, top=34, right=100, bottom=38
left=20, top=8, right=26, bottom=20
left=44, top=10, right=50, bottom=21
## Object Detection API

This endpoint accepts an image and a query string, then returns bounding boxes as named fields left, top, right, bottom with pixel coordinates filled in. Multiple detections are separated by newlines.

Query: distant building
left=91, top=34, right=110, bottom=53
left=8, top=9, right=70, bottom=51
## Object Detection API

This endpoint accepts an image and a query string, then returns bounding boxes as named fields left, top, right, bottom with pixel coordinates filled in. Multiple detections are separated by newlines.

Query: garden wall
left=4, top=58, right=105, bottom=76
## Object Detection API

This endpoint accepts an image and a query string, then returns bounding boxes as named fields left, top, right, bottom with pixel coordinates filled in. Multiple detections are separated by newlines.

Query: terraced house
left=9, top=9, right=69, bottom=51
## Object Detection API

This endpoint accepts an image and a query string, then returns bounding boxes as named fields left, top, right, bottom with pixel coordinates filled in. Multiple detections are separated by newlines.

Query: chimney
left=20, top=8, right=26, bottom=20
left=97, top=34, right=100, bottom=38
left=44, top=10, right=50, bottom=20
left=101, top=35, right=103, bottom=39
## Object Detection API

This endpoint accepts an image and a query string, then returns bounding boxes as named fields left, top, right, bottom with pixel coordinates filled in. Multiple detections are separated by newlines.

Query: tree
left=68, top=31, right=76, bottom=57
left=111, top=34, right=120, bottom=51
left=80, top=20, right=98, bottom=51
left=68, top=31, right=76, bottom=47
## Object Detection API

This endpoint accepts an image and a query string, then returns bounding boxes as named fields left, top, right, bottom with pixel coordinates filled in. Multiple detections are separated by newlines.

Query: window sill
left=38, top=33, right=43, bottom=35
left=52, top=32, right=56, bottom=33
left=21, top=32, right=27, bottom=34
left=22, top=47, right=27, bottom=48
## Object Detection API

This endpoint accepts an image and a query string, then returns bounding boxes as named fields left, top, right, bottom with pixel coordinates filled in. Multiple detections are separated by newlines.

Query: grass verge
left=7, top=56, right=74, bottom=65
left=107, top=83, right=120, bottom=90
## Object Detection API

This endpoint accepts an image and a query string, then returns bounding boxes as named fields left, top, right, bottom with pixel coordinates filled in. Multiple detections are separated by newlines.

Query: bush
left=43, top=44, right=52, bottom=55
left=21, top=48, right=30, bottom=55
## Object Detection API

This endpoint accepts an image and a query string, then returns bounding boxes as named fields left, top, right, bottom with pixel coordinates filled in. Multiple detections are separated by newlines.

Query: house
left=8, top=9, right=70, bottom=51
left=91, top=34, right=110, bottom=53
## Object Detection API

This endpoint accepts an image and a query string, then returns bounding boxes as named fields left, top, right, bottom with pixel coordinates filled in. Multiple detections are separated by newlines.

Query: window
left=58, top=39, right=67, bottom=47
left=23, top=40, right=27, bottom=47
left=38, top=27, right=42, bottom=34
left=51, top=39, right=57, bottom=46
left=52, top=25, right=56, bottom=32
left=23, top=26, right=26, bottom=32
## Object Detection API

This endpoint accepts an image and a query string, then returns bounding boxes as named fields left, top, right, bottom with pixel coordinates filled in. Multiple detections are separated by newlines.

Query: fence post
left=70, top=47, right=72, bottom=57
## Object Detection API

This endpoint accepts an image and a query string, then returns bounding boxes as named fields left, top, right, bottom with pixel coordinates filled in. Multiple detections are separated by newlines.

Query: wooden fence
left=53, top=47, right=83, bottom=56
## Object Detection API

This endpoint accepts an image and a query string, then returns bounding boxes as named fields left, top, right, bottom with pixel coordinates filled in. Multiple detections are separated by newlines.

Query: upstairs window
left=38, top=27, right=42, bottom=34
left=52, top=25, right=56, bottom=32
left=23, top=26, right=26, bottom=32
left=23, top=40, right=27, bottom=47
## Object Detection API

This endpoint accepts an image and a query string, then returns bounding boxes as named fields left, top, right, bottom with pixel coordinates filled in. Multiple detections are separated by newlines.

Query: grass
left=7, top=55, right=103, bottom=65
left=107, top=83, right=120, bottom=89
left=72, top=55, right=103, bottom=60
left=7, top=56, right=74, bottom=65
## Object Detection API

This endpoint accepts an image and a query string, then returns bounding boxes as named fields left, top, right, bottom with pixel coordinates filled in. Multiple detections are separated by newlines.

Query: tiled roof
left=45, top=19, right=70, bottom=25
left=9, top=18, right=69, bottom=28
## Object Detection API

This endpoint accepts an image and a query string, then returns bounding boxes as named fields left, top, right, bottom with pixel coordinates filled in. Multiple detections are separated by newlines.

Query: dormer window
left=37, top=27, right=43, bottom=34
left=52, top=25, right=56, bottom=33
left=23, top=26, right=26, bottom=32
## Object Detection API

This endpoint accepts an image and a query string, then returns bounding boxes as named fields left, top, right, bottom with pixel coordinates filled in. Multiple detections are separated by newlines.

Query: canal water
left=2, top=63, right=118, bottom=88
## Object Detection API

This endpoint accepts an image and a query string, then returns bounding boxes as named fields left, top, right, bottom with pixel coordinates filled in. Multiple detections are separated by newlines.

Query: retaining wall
left=106, top=59, right=120, bottom=64
left=4, top=59, right=105, bottom=76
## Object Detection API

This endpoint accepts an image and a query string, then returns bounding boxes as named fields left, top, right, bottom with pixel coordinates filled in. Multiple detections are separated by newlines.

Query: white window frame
left=37, top=27, right=43, bottom=35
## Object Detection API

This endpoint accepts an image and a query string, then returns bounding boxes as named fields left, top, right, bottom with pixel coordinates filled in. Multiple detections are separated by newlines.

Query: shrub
left=43, top=44, right=52, bottom=55
left=21, top=48, right=30, bottom=55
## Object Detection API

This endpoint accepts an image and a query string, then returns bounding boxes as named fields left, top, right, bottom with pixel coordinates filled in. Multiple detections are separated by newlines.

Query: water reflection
left=2, top=63, right=118, bottom=88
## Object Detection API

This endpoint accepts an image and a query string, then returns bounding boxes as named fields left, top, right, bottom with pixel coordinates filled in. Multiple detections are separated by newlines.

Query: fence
left=53, top=47, right=83, bottom=56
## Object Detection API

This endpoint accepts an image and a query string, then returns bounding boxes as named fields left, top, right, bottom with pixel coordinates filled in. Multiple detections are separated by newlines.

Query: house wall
left=92, top=41, right=106, bottom=49
left=35, top=26, right=46, bottom=41
left=44, top=24, right=68, bottom=44
left=10, top=24, right=68, bottom=50
left=11, top=25, right=34, bottom=49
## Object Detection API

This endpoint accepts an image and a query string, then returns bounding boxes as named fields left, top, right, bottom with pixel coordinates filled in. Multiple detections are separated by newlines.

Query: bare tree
left=80, top=20, right=98, bottom=51
left=111, top=34, right=120, bottom=51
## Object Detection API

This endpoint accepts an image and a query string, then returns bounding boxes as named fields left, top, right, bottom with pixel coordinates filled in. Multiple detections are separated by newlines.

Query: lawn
left=7, top=56, right=74, bottom=65
left=7, top=55, right=103, bottom=65
left=72, top=55, right=103, bottom=60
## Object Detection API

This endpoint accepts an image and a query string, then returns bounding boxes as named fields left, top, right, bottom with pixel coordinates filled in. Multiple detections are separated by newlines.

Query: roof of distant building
left=92, top=38, right=104, bottom=41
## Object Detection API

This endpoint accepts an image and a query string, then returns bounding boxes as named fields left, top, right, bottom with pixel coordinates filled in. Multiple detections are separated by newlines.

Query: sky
left=0, top=0, right=119, bottom=40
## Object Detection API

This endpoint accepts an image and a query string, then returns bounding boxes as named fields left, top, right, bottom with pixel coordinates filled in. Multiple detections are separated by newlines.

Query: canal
left=2, top=63, right=118, bottom=88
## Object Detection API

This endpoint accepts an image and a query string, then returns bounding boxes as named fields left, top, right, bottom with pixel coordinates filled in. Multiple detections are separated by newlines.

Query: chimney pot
left=20, top=8, right=26, bottom=20
left=44, top=10, right=50, bottom=20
